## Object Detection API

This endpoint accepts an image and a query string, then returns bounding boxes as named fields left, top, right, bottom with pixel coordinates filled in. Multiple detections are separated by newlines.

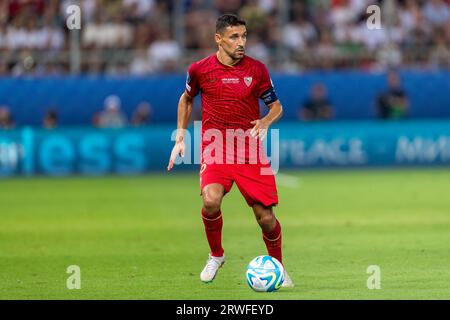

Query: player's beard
left=230, top=47, right=245, bottom=61
left=219, top=44, right=245, bottom=65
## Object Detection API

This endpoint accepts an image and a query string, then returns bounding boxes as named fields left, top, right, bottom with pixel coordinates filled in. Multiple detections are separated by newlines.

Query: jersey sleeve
left=258, top=63, right=274, bottom=96
left=185, top=63, right=200, bottom=97
left=258, top=63, right=278, bottom=105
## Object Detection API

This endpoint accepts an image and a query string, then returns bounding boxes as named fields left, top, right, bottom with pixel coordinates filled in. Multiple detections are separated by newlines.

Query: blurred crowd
left=0, top=68, right=411, bottom=130
left=0, top=0, right=449, bottom=75
left=0, top=95, right=153, bottom=129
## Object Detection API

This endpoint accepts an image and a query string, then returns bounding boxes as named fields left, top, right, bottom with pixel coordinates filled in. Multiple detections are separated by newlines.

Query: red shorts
left=199, top=163, right=278, bottom=207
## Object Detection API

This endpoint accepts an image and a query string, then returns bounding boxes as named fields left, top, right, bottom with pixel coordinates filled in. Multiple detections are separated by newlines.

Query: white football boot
left=200, top=254, right=225, bottom=283
left=282, top=269, right=295, bottom=288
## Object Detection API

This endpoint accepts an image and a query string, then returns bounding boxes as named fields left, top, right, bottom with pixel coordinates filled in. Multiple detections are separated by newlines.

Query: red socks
left=262, top=219, right=282, bottom=264
left=201, top=209, right=282, bottom=264
left=201, top=208, right=224, bottom=257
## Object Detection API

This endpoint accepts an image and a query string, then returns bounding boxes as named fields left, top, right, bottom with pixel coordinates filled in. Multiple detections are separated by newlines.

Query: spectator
left=238, top=0, right=268, bottom=35
left=376, top=72, right=409, bottom=119
left=97, top=95, right=128, bottom=128
left=43, top=109, right=58, bottom=129
left=147, top=29, right=181, bottom=72
left=0, top=0, right=449, bottom=74
left=423, top=0, right=450, bottom=28
left=399, top=0, right=422, bottom=33
left=83, top=11, right=133, bottom=49
left=0, top=22, right=8, bottom=50
left=41, top=12, right=65, bottom=51
left=132, top=102, right=152, bottom=126
left=123, top=0, right=155, bottom=20
left=282, top=13, right=317, bottom=53
left=245, top=34, right=270, bottom=64
left=314, top=29, right=338, bottom=69
left=376, top=42, right=403, bottom=70
left=129, top=49, right=152, bottom=75
left=299, top=83, right=334, bottom=121
left=0, top=106, right=15, bottom=129
left=0, top=1, right=8, bottom=23
left=430, top=31, right=450, bottom=68
left=0, top=61, right=8, bottom=75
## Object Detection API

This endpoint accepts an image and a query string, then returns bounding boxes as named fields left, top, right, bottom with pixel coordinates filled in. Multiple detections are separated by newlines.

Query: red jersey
left=185, top=54, right=275, bottom=164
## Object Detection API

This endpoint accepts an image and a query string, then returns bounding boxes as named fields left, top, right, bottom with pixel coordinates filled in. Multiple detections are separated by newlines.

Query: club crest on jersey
left=244, top=77, right=253, bottom=87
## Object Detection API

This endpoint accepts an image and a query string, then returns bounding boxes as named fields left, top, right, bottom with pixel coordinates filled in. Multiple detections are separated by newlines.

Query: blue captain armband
left=260, top=87, right=278, bottom=106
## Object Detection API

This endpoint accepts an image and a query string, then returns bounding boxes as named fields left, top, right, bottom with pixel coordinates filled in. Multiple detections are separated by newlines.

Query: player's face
left=216, top=25, right=247, bottom=60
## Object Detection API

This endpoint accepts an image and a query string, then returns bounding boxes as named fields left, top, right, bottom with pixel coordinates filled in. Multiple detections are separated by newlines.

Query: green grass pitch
left=1, top=168, right=449, bottom=299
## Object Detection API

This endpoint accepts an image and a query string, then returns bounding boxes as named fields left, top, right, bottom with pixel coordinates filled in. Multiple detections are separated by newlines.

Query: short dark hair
left=216, top=14, right=246, bottom=34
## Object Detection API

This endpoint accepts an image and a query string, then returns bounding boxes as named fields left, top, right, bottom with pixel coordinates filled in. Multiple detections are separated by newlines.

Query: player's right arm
left=167, top=64, right=200, bottom=171
left=167, top=92, right=194, bottom=171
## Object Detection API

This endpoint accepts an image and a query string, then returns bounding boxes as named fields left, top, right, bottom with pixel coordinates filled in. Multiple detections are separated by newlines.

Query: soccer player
left=167, top=14, right=293, bottom=287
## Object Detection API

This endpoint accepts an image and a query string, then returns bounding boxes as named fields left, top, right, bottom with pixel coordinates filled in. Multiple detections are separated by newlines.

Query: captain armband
left=260, top=87, right=278, bottom=106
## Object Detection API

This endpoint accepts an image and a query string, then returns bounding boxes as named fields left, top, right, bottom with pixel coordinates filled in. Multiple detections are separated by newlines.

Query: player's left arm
left=250, top=99, right=283, bottom=140
left=251, top=63, right=283, bottom=140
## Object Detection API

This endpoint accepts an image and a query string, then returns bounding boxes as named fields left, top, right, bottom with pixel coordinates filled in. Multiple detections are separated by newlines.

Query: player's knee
left=255, top=206, right=276, bottom=231
left=203, top=196, right=222, bottom=215
left=258, top=213, right=275, bottom=228
left=202, top=184, right=224, bottom=215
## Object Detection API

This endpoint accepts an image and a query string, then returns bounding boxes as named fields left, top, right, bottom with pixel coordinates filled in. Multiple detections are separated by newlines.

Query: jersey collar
left=214, top=52, right=246, bottom=69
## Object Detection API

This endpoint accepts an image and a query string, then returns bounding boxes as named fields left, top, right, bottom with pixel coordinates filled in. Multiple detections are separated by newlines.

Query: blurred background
left=1, top=0, right=449, bottom=74
left=0, top=0, right=449, bottom=175
left=1, top=1, right=450, bottom=300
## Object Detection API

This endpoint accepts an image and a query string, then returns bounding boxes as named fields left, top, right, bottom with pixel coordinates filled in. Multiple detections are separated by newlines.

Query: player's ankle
left=211, top=252, right=225, bottom=259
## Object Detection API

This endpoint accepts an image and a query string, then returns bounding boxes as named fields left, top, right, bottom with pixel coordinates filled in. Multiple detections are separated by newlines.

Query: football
left=246, top=255, right=284, bottom=292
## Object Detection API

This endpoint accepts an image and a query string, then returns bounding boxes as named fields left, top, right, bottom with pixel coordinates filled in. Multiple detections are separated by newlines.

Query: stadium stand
left=0, top=0, right=448, bottom=75
left=0, top=0, right=449, bottom=126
